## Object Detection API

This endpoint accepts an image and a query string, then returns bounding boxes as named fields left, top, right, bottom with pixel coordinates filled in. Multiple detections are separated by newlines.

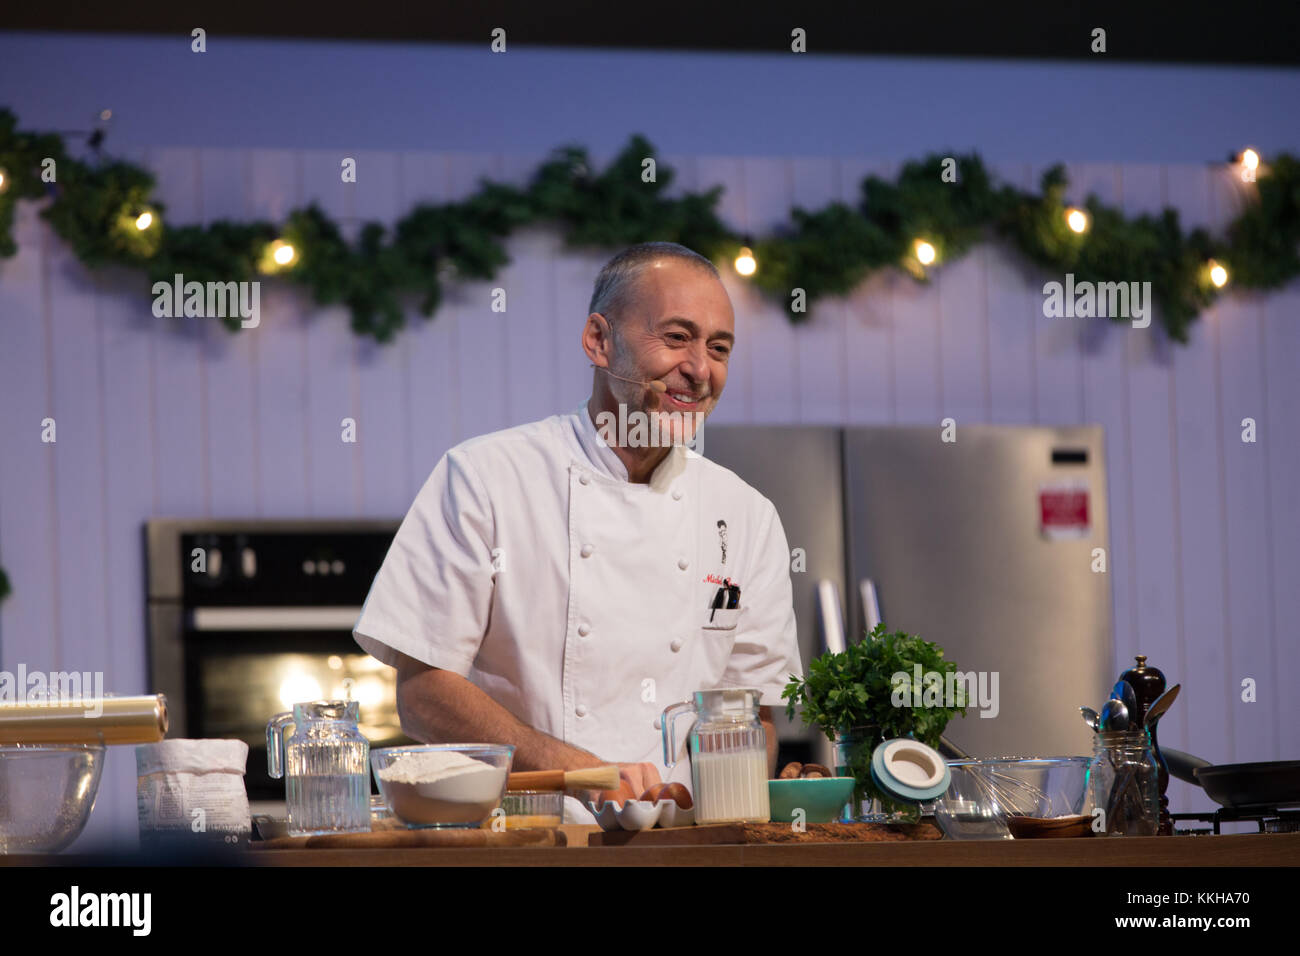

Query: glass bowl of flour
left=371, top=745, right=513, bottom=829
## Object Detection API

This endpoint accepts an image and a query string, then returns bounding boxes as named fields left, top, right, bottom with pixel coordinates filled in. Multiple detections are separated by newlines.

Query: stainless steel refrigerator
left=702, top=425, right=1111, bottom=764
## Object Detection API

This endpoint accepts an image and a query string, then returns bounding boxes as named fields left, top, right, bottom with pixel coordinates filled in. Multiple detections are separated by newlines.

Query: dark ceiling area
left=3, top=0, right=1299, bottom=67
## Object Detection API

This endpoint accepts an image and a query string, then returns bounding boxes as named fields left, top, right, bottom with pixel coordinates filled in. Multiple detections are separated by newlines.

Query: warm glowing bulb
left=734, top=246, right=756, bottom=276
left=914, top=240, right=936, bottom=266
left=1065, top=208, right=1089, bottom=234
left=1209, top=260, right=1229, bottom=288
left=278, top=674, right=322, bottom=708
left=135, top=211, right=153, bottom=231
left=1241, top=149, right=1259, bottom=171
left=272, top=241, right=296, bottom=266
left=0, top=170, right=6, bottom=191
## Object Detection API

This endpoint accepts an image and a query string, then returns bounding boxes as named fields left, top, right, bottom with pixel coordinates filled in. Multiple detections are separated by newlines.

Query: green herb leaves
left=782, top=622, right=966, bottom=748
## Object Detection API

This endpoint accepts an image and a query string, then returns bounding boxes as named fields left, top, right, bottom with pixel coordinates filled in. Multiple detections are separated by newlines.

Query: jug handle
left=266, top=711, right=294, bottom=779
left=661, top=700, right=695, bottom=768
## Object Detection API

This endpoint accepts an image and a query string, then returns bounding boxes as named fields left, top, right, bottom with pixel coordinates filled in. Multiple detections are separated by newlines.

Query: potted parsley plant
left=782, top=622, right=967, bottom=821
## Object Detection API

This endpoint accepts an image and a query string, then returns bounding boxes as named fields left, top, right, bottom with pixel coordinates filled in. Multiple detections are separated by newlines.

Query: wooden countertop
left=236, top=827, right=1300, bottom=867
left=5, top=827, right=1296, bottom=867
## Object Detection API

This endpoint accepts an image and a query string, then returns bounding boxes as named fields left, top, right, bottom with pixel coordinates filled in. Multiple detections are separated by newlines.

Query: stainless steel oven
left=145, top=519, right=409, bottom=803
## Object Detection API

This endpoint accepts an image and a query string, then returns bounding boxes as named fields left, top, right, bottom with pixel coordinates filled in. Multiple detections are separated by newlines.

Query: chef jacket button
left=576, top=704, right=588, bottom=718
left=578, top=623, right=591, bottom=637
left=677, top=558, right=688, bottom=570
left=670, top=638, right=683, bottom=652
left=580, top=544, right=594, bottom=558
left=672, top=489, right=683, bottom=500
left=653, top=716, right=662, bottom=730
left=579, top=473, right=590, bottom=485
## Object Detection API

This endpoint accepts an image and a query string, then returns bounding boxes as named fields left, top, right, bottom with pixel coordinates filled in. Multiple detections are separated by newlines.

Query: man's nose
left=680, top=341, right=710, bottom=382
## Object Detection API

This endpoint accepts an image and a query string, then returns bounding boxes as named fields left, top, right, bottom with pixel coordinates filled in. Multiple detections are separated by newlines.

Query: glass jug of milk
left=662, top=688, right=770, bottom=824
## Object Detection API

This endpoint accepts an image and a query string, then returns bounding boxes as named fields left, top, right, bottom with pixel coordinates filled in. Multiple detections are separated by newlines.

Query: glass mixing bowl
left=934, top=756, right=1090, bottom=840
left=371, top=744, right=513, bottom=829
left=0, top=743, right=106, bottom=854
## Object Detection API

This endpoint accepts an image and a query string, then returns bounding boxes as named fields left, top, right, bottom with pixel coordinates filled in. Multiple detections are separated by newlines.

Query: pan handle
left=1161, top=747, right=1213, bottom=786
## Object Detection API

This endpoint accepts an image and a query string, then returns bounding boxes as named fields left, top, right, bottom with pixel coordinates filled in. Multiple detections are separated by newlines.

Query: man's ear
left=581, top=311, right=614, bottom=366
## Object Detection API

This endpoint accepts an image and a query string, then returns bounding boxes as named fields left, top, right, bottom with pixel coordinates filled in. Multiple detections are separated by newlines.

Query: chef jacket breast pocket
left=698, top=607, right=739, bottom=677
left=702, top=608, right=740, bottom=631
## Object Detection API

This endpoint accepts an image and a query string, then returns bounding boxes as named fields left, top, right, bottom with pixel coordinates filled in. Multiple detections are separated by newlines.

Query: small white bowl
left=655, top=800, right=696, bottom=828
left=587, top=798, right=695, bottom=831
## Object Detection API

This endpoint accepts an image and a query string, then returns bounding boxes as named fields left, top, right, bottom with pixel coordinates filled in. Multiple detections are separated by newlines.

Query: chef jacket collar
left=572, top=401, right=687, bottom=491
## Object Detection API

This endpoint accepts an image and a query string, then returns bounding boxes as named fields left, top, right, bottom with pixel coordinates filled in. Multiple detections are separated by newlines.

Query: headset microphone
left=590, top=364, right=668, bottom=393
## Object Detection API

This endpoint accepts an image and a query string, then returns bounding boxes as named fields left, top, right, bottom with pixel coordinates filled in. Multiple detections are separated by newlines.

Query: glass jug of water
left=267, top=700, right=370, bottom=836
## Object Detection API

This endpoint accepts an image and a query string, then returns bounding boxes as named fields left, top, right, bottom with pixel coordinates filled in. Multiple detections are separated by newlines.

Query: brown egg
left=639, top=783, right=669, bottom=804
left=599, top=782, right=638, bottom=808
left=661, top=782, right=693, bottom=809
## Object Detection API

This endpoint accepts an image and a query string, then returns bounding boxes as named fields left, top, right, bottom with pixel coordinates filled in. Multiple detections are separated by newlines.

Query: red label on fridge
left=1039, top=484, right=1089, bottom=538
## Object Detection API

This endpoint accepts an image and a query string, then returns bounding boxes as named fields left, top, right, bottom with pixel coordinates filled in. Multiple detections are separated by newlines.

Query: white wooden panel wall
left=1, top=152, right=1296, bottom=847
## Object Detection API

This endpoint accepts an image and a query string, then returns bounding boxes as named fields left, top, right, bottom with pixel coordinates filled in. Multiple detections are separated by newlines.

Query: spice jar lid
left=869, top=738, right=952, bottom=803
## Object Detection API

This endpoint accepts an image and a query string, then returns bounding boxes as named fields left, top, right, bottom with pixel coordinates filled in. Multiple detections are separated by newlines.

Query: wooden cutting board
left=588, top=821, right=942, bottom=846
left=251, top=826, right=565, bottom=850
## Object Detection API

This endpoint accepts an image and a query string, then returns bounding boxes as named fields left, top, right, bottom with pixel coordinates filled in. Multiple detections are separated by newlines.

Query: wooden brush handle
left=507, top=765, right=620, bottom=792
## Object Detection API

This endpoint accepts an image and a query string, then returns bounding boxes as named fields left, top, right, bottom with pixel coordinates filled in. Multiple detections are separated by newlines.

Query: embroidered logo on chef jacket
left=701, top=514, right=739, bottom=628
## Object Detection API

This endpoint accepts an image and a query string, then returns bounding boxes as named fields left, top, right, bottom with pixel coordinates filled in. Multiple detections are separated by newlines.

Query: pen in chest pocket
left=708, top=582, right=742, bottom=621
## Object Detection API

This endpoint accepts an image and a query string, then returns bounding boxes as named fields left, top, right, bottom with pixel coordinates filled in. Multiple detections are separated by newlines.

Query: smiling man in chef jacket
left=353, top=241, right=803, bottom=824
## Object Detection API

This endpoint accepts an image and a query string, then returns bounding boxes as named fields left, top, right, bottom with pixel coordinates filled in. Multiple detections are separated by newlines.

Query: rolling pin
left=0, top=694, right=169, bottom=745
left=506, top=765, right=620, bottom=792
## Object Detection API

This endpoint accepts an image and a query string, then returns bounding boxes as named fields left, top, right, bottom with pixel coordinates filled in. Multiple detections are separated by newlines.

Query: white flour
left=377, top=751, right=507, bottom=824
left=377, top=750, right=494, bottom=784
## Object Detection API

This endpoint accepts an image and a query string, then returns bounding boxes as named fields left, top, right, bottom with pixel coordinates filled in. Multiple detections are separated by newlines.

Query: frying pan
left=1163, top=747, right=1300, bottom=809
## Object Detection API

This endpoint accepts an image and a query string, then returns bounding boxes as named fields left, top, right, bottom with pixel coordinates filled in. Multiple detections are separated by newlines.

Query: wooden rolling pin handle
left=508, top=770, right=567, bottom=791
left=507, top=765, right=621, bottom=792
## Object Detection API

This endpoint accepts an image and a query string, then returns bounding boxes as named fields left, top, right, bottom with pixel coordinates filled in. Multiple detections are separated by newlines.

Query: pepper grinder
left=1120, top=654, right=1170, bottom=835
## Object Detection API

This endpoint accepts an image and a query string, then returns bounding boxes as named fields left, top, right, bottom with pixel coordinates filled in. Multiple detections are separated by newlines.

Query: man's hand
left=586, top=761, right=662, bottom=808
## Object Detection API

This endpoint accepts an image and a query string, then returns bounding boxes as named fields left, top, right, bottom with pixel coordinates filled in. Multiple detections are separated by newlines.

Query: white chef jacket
left=353, top=402, right=803, bottom=823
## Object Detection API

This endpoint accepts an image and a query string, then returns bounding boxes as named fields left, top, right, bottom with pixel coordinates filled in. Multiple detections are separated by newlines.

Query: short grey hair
left=588, top=242, right=720, bottom=324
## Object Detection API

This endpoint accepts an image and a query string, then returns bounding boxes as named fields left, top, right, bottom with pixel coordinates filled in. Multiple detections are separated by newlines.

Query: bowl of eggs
left=768, top=761, right=856, bottom=823
left=587, top=782, right=695, bottom=831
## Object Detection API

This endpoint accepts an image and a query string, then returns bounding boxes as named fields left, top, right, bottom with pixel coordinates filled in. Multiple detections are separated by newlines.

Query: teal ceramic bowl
left=768, top=777, right=856, bottom=823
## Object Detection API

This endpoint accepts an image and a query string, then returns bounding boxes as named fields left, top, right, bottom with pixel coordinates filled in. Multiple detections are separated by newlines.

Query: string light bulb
left=734, top=245, right=757, bottom=276
left=259, top=238, right=299, bottom=274
left=135, top=211, right=153, bottom=231
left=1239, top=148, right=1260, bottom=183
left=914, top=239, right=936, bottom=266
left=0, top=169, right=8, bottom=193
left=1208, top=259, right=1229, bottom=289
left=1065, top=207, right=1089, bottom=234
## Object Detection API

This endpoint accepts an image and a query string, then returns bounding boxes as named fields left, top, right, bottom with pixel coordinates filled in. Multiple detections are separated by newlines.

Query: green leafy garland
left=2, top=108, right=1298, bottom=347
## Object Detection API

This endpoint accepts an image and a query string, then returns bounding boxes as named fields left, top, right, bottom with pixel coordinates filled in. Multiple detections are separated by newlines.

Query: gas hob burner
left=1171, top=806, right=1300, bottom=835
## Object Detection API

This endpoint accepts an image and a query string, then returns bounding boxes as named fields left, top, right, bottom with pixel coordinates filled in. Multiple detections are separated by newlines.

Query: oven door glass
left=186, top=630, right=409, bottom=800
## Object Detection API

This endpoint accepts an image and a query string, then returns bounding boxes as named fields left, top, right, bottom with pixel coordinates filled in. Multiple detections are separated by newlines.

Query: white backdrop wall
left=0, top=148, right=1296, bottom=848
